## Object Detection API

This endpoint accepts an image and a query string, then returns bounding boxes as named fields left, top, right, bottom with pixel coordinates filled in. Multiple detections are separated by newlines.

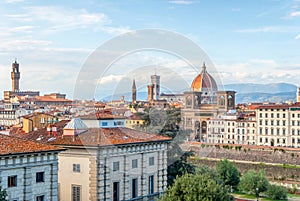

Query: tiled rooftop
left=0, top=134, right=64, bottom=155
left=51, top=127, right=171, bottom=146
left=11, top=119, right=171, bottom=147
left=77, top=112, right=126, bottom=120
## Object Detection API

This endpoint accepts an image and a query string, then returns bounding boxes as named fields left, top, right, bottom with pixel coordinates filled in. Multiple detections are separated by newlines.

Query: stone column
left=123, top=153, right=130, bottom=200
left=24, top=166, right=33, bottom=201
left=162, top=149, right=168, bottom=191
left=157, top=149, right=164, bottom=193
left=89, top=156, right=97, bottom=201
left=98, top=156, right=107, bottom=201
left=50, top=162, right=59, bottom=201
left=141, top=152, right=147, bottom=196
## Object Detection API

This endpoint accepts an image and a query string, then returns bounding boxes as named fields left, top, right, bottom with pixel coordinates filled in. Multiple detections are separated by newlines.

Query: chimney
left=52, top=126, right=57, bottom=137
left=47, top=124, right=52, bottom=136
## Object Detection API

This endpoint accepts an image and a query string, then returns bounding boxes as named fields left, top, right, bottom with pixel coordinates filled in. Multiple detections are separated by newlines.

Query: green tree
left=137, top=107, right=195, bottom=186
left=238, top=169, right=269, bottom=197
left=0, top=186, right=7, bottom=201
left=266, top=185, right=288, bottom=200
left=196, top=164, right=220, bottom=183
left=216, top=159, right=240, bottom=188
left=159, top=173, right=233, bottom=201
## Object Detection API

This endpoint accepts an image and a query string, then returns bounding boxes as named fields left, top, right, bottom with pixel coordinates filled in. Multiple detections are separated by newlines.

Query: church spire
left=132, top=79, right=137, bottom=103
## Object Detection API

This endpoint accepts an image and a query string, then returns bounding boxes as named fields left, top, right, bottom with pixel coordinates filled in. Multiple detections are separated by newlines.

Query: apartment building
left=0, top=134, right=64, bottom=201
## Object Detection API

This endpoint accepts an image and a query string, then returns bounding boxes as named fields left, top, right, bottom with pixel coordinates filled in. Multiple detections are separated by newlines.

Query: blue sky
left=0, top=0, right=300, bottom=99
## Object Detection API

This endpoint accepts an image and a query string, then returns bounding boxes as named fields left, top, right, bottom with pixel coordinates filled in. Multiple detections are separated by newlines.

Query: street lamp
left=256, top=187, right=259, bottom=201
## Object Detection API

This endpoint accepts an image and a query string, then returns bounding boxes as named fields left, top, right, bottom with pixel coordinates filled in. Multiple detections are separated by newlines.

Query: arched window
left=228, top=95, right=233, bottom=106
left=219, top=95, right=225, bottom=106
left=194, top=95, right=200, bottom=106
left=186, top=96, right=192, bottom=106
left=201, top=121, right=207, bottom=134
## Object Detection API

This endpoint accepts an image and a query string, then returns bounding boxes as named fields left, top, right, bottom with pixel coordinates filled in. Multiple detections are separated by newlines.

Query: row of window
left=226, top=135, right=255, bottom=140
left=259, top=120, right=287, bottom=126
left=125, top=120, right=140, bottom=124
left=259, top=128, right=286, bottom=135
left=113, top=176, right=155, bottom=201
left=259, top=137, right=286, bottom=144
left=72, top=175, right=156, bottom=201
left=259, top=113, right=287, bottom=118
left=8, top=172, right=45, bottom=188
left=113, top=157, right=155, bottom=172
left=72, top=157, right=155, bottom=174
left=101, top=121, right=124, bottom=126
left=259, top=108, right=286, bottom=111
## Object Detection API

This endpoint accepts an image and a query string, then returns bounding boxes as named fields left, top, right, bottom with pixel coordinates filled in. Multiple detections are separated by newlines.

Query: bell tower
left=11, top=59, right=20, bottom=92
left=132, top=79, right=136, bottom=103
left=297, top=85, right=300, bottom=103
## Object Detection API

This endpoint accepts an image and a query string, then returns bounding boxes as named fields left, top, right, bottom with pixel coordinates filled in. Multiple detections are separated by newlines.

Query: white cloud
left=295, top=34, right=300, bottom=39
left=5, top=6, right=132, bottom=36
left=22, top=6, right=110, bottom=33
left=168, top=0, right=194, bottom=5
left=250, top=59, right=279, bottom=68
left=0, top=39, right=52, bottom=51
left=99, top=26, right=132, bottom=35
left=236, top=27, right=274, bottom=33
left=217, top=59, right=300, bottom=85
left=236, top=26, right=300, bottom=36
left=98, top=74, right=125, bottom=85
left=4, top=0, right=26, bottom=3
left=290, top=11, right=300, bottom=17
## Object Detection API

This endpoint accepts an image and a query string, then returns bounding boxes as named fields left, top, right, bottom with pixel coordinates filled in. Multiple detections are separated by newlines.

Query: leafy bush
left=159, top=173, right=233, bottom=201
left=266, top=185, right=287, bottom=200
left=238, top=169, right=269, bottom=196
left=216, top=159, right=240, bottom=188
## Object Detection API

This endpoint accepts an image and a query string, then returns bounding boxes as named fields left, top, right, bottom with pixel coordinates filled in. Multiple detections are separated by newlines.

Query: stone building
left=22, top=112, right=57, bottom=133
left=256, top=103, right=300, bottom=147
left=55, top=119, right=170, bottom=201
left=0, top=134, right=64, bottom=201
left=12, top=118, right=171, bottom=201
left=181, top=63, right=236, bottom=141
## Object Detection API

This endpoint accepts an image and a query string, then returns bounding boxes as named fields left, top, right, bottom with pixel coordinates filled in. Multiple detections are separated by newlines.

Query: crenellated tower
left=11, top=59, right=20, bottom=92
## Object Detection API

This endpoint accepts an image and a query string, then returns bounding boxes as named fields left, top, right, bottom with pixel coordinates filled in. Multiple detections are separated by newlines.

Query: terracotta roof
left=77, top=113, right=126, bottom=120
left=34, top=96, right=72, bottom=102
left=127, top=115, right=143, bottom=120
left=51, top=127, right=171, bottom=147
left=11, top=119, right=170, bottom=147
left=257, top=104, right=290, bottom=109
left=22, top=112, right=55, bottom=119
left=10, top=120, right=70, bottom=142
left=0, top=134, right=64, bottom=155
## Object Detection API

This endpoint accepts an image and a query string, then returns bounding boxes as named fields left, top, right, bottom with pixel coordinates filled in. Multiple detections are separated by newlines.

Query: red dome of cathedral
left=191, top=62, right=218, bottom=92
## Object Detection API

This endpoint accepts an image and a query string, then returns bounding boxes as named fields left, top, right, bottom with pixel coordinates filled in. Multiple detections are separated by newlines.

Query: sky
left=0, top=0, right=300, bottom=100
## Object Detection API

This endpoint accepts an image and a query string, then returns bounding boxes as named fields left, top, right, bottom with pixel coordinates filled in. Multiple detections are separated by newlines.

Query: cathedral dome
left=191, top=63, right=218, bottom=92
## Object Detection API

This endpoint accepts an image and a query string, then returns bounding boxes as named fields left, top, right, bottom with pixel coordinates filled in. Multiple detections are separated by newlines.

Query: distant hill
left=101, top=83, right=297, bottom=103
left=234, top=91, right=296, bottom=104
left=224, top=83, right=297, bottom=103
left=224, top=83, right=297, bottom=94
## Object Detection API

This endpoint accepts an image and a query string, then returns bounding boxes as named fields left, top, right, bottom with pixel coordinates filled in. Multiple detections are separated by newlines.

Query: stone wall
left=184, top=143, right=300, bottom=165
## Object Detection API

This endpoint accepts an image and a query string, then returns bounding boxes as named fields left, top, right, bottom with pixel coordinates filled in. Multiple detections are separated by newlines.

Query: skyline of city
left=0, top=0, right=300, bottom=99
